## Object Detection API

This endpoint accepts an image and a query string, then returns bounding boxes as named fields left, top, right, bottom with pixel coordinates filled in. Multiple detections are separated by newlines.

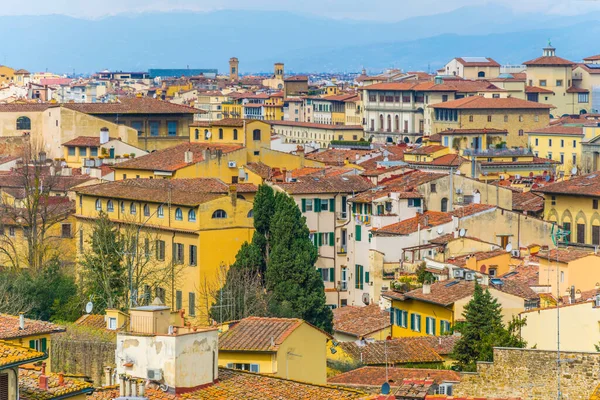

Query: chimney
left=124, top=377, right=131, bottom=397
left=19, top=312, right=25, bottom=330
left=39, top=363, right=48, bottom=391
left=184, top=150, right=193, bottom=164
left=119, top=375, right=126, bottom=397
left=49, top=165, right=56, bottom=176
left=422, top=283, right=431, bottom=295
left=229, top=185, right=237, bottom=207
left=100, top=127, right=110, bottom=145
left=58, top=373, right=65, bottom=386
left=138, top=380, right=146, bottom=396
left=130, top=379, right=138, bottom=397
left=104, top=366, right=113, bottom=386
left=570, top=285, right=576, bottom=304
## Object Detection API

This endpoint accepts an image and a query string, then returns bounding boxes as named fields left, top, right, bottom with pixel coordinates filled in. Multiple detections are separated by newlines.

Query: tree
left=416, top=263, right=435, bottom=284
left=266, top=192, right=333, bottom=333
left=79, top=212, right=127, bottom=311
left=251, top=184, right=276, bottom=275
left=452, top=283, right=526, bottom=371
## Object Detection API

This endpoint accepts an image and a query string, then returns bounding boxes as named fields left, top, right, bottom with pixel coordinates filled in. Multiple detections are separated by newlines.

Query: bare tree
left=0, top=275, right=33, bottom=315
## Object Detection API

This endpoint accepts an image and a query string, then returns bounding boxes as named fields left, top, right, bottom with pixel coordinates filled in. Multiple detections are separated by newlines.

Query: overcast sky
left=3, top=0, right=600, bottom=20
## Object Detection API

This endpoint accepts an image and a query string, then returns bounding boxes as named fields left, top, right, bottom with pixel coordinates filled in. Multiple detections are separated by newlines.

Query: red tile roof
left=452, top=203, right=496, bottom=218
left=284, top=75, right=309, bottom=81
left=566, top=86, right=589, bottom=93
left=438, top=128, right=508, bottom=135
left=512, top=191, right=544, bottom=213
left=63, top=97, right=199, bottom=114
left=405, top=145, right=446, bottom=155
left=306, top=149, right=374, bottom=166
left=219, top=317, right=316, bottom=352
left=407, top=153, right=466, bottom=168
left=527, top=125, right=583, bottom=136
left=501, top=265, right=539, bottom=287
left=446, top=249, right=509, bottom=268
left=535, top=247, right=596, bottom=263
left=328, top=366, right=460, bottom=387
left=533, top=173, right=600, bottom=196
left=525, top=86, right=554, bottom=94
left=0, top=103, right=58, bottom=112
left=19, top=366, right=95, bottom=399
left=113, top=142, right=243, bottom=172
left=0, top=314, right=65, bottom=340
left=379, top=170, right=446, bottom=188
left=455, top=57, right=500, bottom=67
left=426, top=396, right=521, bottom=400
left=584, top=55, right=600, bottom=61
left=0, top=341, right=46, bottom=368
left=245, top=162, right=272, bottom=179
left=62, top=136, right=117, bottom=147
left=275, top=175, right=374, bottom=195
left=375, top=212, right=453, bottom=236
left=523, top=55, right=574, bottom=66
left=430, top=96, right=554, bottom=110
left=333, top=304, right=390, bottom=338
left=338, top=338, right=443, bottom=365
left=268, top=120, right=363, bottom=130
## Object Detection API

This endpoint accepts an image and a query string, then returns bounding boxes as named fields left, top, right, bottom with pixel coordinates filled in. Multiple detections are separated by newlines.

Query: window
left=61, top=224, right=71, bottom=238
left=355, top=264, right=364, bottom=289
left=143, top=204, right=150, bottom=217
left=16, top=116, right=31, bottom=130
left=247, top=209, right=254, bottom=218
left=410, top=313, right=421, bottom=332
left=426, top=317, right=436, bottom=335
left=560, top=153, right=564, bottom=164
left=560, top=271, right=565, bottom=283
left=68, top=147, right=76, bottom=156
left=157, top=205, right=164, bottom=218
left=226, top=363, right=259, bottom=373
left=504, top=115, right=508, bottom=122
left=156, top=240, right=166, bottom=260
left=551, top=196, right=556, bottom=206
left=107, top=200, right=114, bottom=212
left=29, top=338, right=47, bottom=352
left=518, top=129, right=524, bottom=136
left=176, top=291, right=182, bottom=311
left=440, top=320, right=451, bottom=334
left=189, top=292, right=196, bottom=316
left=167, top=121, right=177, bottom=136
left=594, top=226, right=600, bottom=246
left=487, top=115, right=492, bottom=122
left=594, top=199, right=599, bottom=210
left=573, top=140, right=577, bottom=148
left=577, top=223, right=585, bottom=244
left=320, top=199, right=329, bottom=212
left=252, top=129, right=261, bottom=141
left=430, top=184, right=437, bottom=193
left=535, top=138, right=539, bottom=146
left=130, top=203, right=136, bottom=215
left=548, top=152, right=552, bottom=160
left=408, top=198, right=422, bottom=207
left=218, top=128, right=223, bottom=140
left=120, top=201, right=125, bottom=213
left=194, top=129, right=199, bottom=140
left=441, top=198, right=448, bottom=212
left=540, top=80, right=547, bottom=87
left=556, top=79, right=563, bottom=87
left=8, top=227, right=15, bottom=237
left=174, top=243, right=184, bottom=264
left=321, top=268, right=334, bottom=282
left=131, top=121, right=143, bottom=136
left=188, top=209, right=196, bottom=222
left=91, top=147, right=98, bottom=157
left=478, top=71, right=485, bottom=78
left=108, top=317, right=117, bottom=330
left=212, top=209, right=227, bottom=219
left=492, top=93, right=500, bottom=98
left=175, top=208, right=183, bottom=221
left=149, top=121, right=159, bottom=136
left=233, top=129, right=238, bottom=140
left=534, top=115, right=539, bottom=122
left=95, top=199, right=102, bottom=211
left=355, top=224, right=362, bottom=241
left=561, top=140, right=564, bottom=148
left=442, top=95, right=448, bottom=102
left=189, top=245, right=197, bottom=266
left=579, top=93, right=589, bottom=103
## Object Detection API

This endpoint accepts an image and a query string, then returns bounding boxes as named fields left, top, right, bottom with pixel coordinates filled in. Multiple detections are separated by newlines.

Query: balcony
left=340, top=281, right=348, bottom=291
left=337, top=245, right=347, bottom=255
left=462, top=147, right=533, bottom=157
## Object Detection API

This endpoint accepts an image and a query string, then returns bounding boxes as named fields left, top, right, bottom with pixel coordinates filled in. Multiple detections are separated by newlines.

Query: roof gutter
left=2, top=354, right=47, bottom=370
left=51, top=387, right=96, bottom=400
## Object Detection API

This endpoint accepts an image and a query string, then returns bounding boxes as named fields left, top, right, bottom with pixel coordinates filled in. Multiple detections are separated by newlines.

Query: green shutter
left=318, top=233, right=323, bottom=247
left=390, top=308, right=395, bottom=325
left=355, top=265, right=360, bottom=289
left=301, top=199, right=306, bottom=212
left=29, top=340, right=35, bottom=349
left=365, top=271, right=370, bottom=283
left=432, top=319, right=436, bottom=336
left=352, top=202, right=357, bottom=214
left=313, top=235, right=318, bottom=247
left=329, top=232, right=335, bottom=246
left=355, top=225, right=362, bottom=241
left=41, top=338, right=47, bottom=353
left=410, top=314, right=415, bottom=330
left=314, top=198, right=321, bottom=212
left=330, top=199, right=335, bottom=212
left=329, top=268, right=334, bottom=282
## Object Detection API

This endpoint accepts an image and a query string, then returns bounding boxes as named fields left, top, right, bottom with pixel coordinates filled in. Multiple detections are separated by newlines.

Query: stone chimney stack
left=422, top=283, right=431, bottom=295
left=39, top=363, right=48, bottom=390
left=184, top=150, right=193, bottom=164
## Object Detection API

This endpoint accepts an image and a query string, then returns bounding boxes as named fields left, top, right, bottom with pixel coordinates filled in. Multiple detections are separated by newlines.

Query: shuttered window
left=355, top=265, right=364, bottom=289
left=593, top=226, right=600, bottom=246
left=0, top=374, right=8, bottom=400
left=355, top=225, right=362, bottom=241
left=577, top=224, right=586, bottom=244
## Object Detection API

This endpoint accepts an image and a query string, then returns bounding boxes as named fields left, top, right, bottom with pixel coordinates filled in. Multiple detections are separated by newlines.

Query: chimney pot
left=19, top=312, right=25, bottom=330
left=39, top=363, right=48, bottom=390
left=58, top=373, right=65, bottom=386
left=104, top=366, right=113, bottom=386
left=119, top=376, right=126, bottom=397
left=138, top=381, right=146, bottom=396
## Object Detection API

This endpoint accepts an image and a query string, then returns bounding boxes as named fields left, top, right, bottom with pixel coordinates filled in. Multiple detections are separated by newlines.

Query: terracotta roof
left=339, top=339, right=443, bottom=365
left=328, top=366, right=460, bottom=387
left=535, top=247, right=596, bottom=263
left=112, top=142, right=243, bottom=172
left=489, top=279, right=539, bottom=301
left=381, top=291, right=406, bottom=301
left=533, top=173, right=600, bottom=197
left=306, top=149, right=374, bottom=166
left=0, top=103, right=58, bottom=112
left=525, top=86, right=554, bottom=95
left=523, top=55, right=574, bottom=66
left=379, top=170, right=446, bottom=188
left=76, top=178, right=254, bottom=206
left=351, top=187, right=421, bottom=203
left=455, top=57, right=500, bottom=67
left=446, top=249, right=510, bottom=268
left=406, top=145, right=446, bottom=155
left=219, top=317, right=305, bottom=352
left=375, top=212, right=453, bottom=236
left=407, top=153, right=466, bottom=167
left=526, top=125, right=583, bottom=136
left=333, top=304, right=390, bottom=338
left=268, top=120, right=363, bottom=130
left=73, top=314, right=108, bottom=330
left=430, top=96, right=553, bottom=110
left=480, top=156, right=559, bottom=167
left=426, top=396, right=521, bottom=400
left=452, top=204, right=496, bottom=218
left=428, top=134, right=441, bottom=142
left=501, top=265, right=539, bottom=287
left=566, top=86, right=589, bottom=93
left=403, top=336, right=459, bottom=356
left=62, top=136, right=117, bottom=147
left=19, top=367, right=95, bottom=400
left=0, top=314, right=65, bottom=340
left=0, top=341, right=46, bottom=368
left=584, top=54, right=600, bottom=61
left=439, top=128, right=508, bottom=135
left=284, top=75, right=309, bottom=81
left=63, top=97, right=199, bottom=114
left=403, top=280, right=473, bottom=306
left=276, top=175, right=374, bottom=195
left=512, top=191, right=544, bottom=213
left=245, top=162, right=272, bottom=179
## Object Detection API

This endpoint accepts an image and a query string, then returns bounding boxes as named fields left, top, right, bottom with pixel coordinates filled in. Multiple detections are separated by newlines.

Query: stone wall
left=51, top=337, right=116, bottom=386
left=0, top=135, right=28, bottom=156
left=454, top=347, right=600, bottom=399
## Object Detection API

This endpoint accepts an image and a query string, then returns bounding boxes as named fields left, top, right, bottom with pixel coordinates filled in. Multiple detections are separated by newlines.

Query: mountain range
left=1, top=5, right=599, bottom=74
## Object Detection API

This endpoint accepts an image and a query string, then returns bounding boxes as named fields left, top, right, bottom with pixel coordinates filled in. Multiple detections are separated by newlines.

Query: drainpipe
left=449, top=168, right=454, bottom=212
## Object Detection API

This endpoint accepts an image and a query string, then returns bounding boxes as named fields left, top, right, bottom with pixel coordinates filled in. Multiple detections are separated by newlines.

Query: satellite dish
left=459, top=228, right=466, bottom=237
left=205, top=131, right=212, bottom=139
left=571, top=167, right=578, bottom=175
left=437, top=227, right=444, bottom=235
left=381, top=382, right=391, bottom=395
left=506, top=243, right=513, bottom=253
left=362, top=293, right=370, bottom=305
left=515, top=174, right=521, bottom=179
left=85, top=302, right=94, bottom=314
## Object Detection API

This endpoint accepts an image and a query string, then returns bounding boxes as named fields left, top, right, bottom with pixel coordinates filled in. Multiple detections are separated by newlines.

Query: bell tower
left=229, top=57, right=239, bottom=81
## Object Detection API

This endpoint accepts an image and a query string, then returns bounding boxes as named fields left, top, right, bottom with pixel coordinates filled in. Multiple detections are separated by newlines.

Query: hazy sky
left=4, top=0, right=600, bottom=20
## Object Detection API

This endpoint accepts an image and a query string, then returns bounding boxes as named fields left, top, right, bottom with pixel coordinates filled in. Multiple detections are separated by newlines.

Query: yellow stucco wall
left=538, top=255, right=600, bottom=297
left=8, top=333, right=55, bottom=372
left=389, top=298, right=453, bottom=338
left=543, top=193, right=600, bottom=247
left=526, top=65, right=590, bottom=116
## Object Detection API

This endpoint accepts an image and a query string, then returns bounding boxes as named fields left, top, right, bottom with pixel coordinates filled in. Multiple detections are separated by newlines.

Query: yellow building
left=268, top=121, right=364, bottom=149
left=0, top=314, right=65, bottom=373
left=443, top=57, right=501, bottom=80
left=164, top=79, right=193, bottom=98
left=61, top=134, right=148, bottom=169
left=535, top=247, right=600, bottom=297
left=523, top=44, right=590, bottom=116
left=74, top=178, right=255, bottom=322
left=0, top=65, right=16, bottom=85
left=218, top=317, right=330, bottom=385
left=527, top=125, right=586, bottom=176
left=430, top=96, right=553, bottom=147
left=384, top=278, right=538, bottom=338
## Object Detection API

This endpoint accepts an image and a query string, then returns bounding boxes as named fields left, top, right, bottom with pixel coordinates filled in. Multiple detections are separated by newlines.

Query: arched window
left=130, top=203, right=136, bottom=215
left=395, top=115, right=399, bottom=132
left=379, top=114, right=384, bottom=131
left=188, top=209, right=196, bottom=222
left=143, top=204, right=150, bottom=217
left=212, top=209, right=227, bottom=219
left=441, top=198, right=448, bottom=213
left=387, top=115, right=391, bottom=132
left=247, top=209, right=254, bottom=218
left=157, top=205, right=164, bottom=218
left=95, top=199, right=102, bottom=211
left=107, top=200, right=114, bottom=212
left=175, top=208, right=183, bottom=221
left=233, top=129, right=238, bottom=140
left=16, top=116, right=31, bottom=130
left=477, top=71, right=486, bottom=78
left=120, top=201, right=125, bottom=213
left=194, top=129, right=199, bottom=140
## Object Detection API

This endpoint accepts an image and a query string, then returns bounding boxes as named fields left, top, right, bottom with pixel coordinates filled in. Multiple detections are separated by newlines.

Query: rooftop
left=0, top=314, right=65, bottom=340
left=535, top=247, right=596, bottom=263
left=276, top=174, right=373, bottom=195
left=533, top=173, right=600, bottom=197
left=268, top=120, right=363, bottom=130
left=446, top=249, right=510, bottom=268
left=375, top=211, right=453, bottom=236
left=61, top=136, right=117, bottom=147
left=332, top=304, right=390, bottom=338
left=512, top=191, right=544, bottom=213
left=328, top=366, right=460, bottom=387
left=430, top=96, right=554, bottom=110
left=405, top=145, right=446, bottom=155
left=438, top=128, right=508, bottom=135
left=0, top=341, right=46, bottom=368
left=306, top=148, right=374, bottom=166
left=455, top=57, right=501, bottom=67
left=526, top=125, right=583, bottom=136
left=19, top=366, right=95, bottom=400
left=338, top=338, right=443, bottom=365
left=63, top=97, right=199, bottom=114
left=523, top=55, right=575, bottom=66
